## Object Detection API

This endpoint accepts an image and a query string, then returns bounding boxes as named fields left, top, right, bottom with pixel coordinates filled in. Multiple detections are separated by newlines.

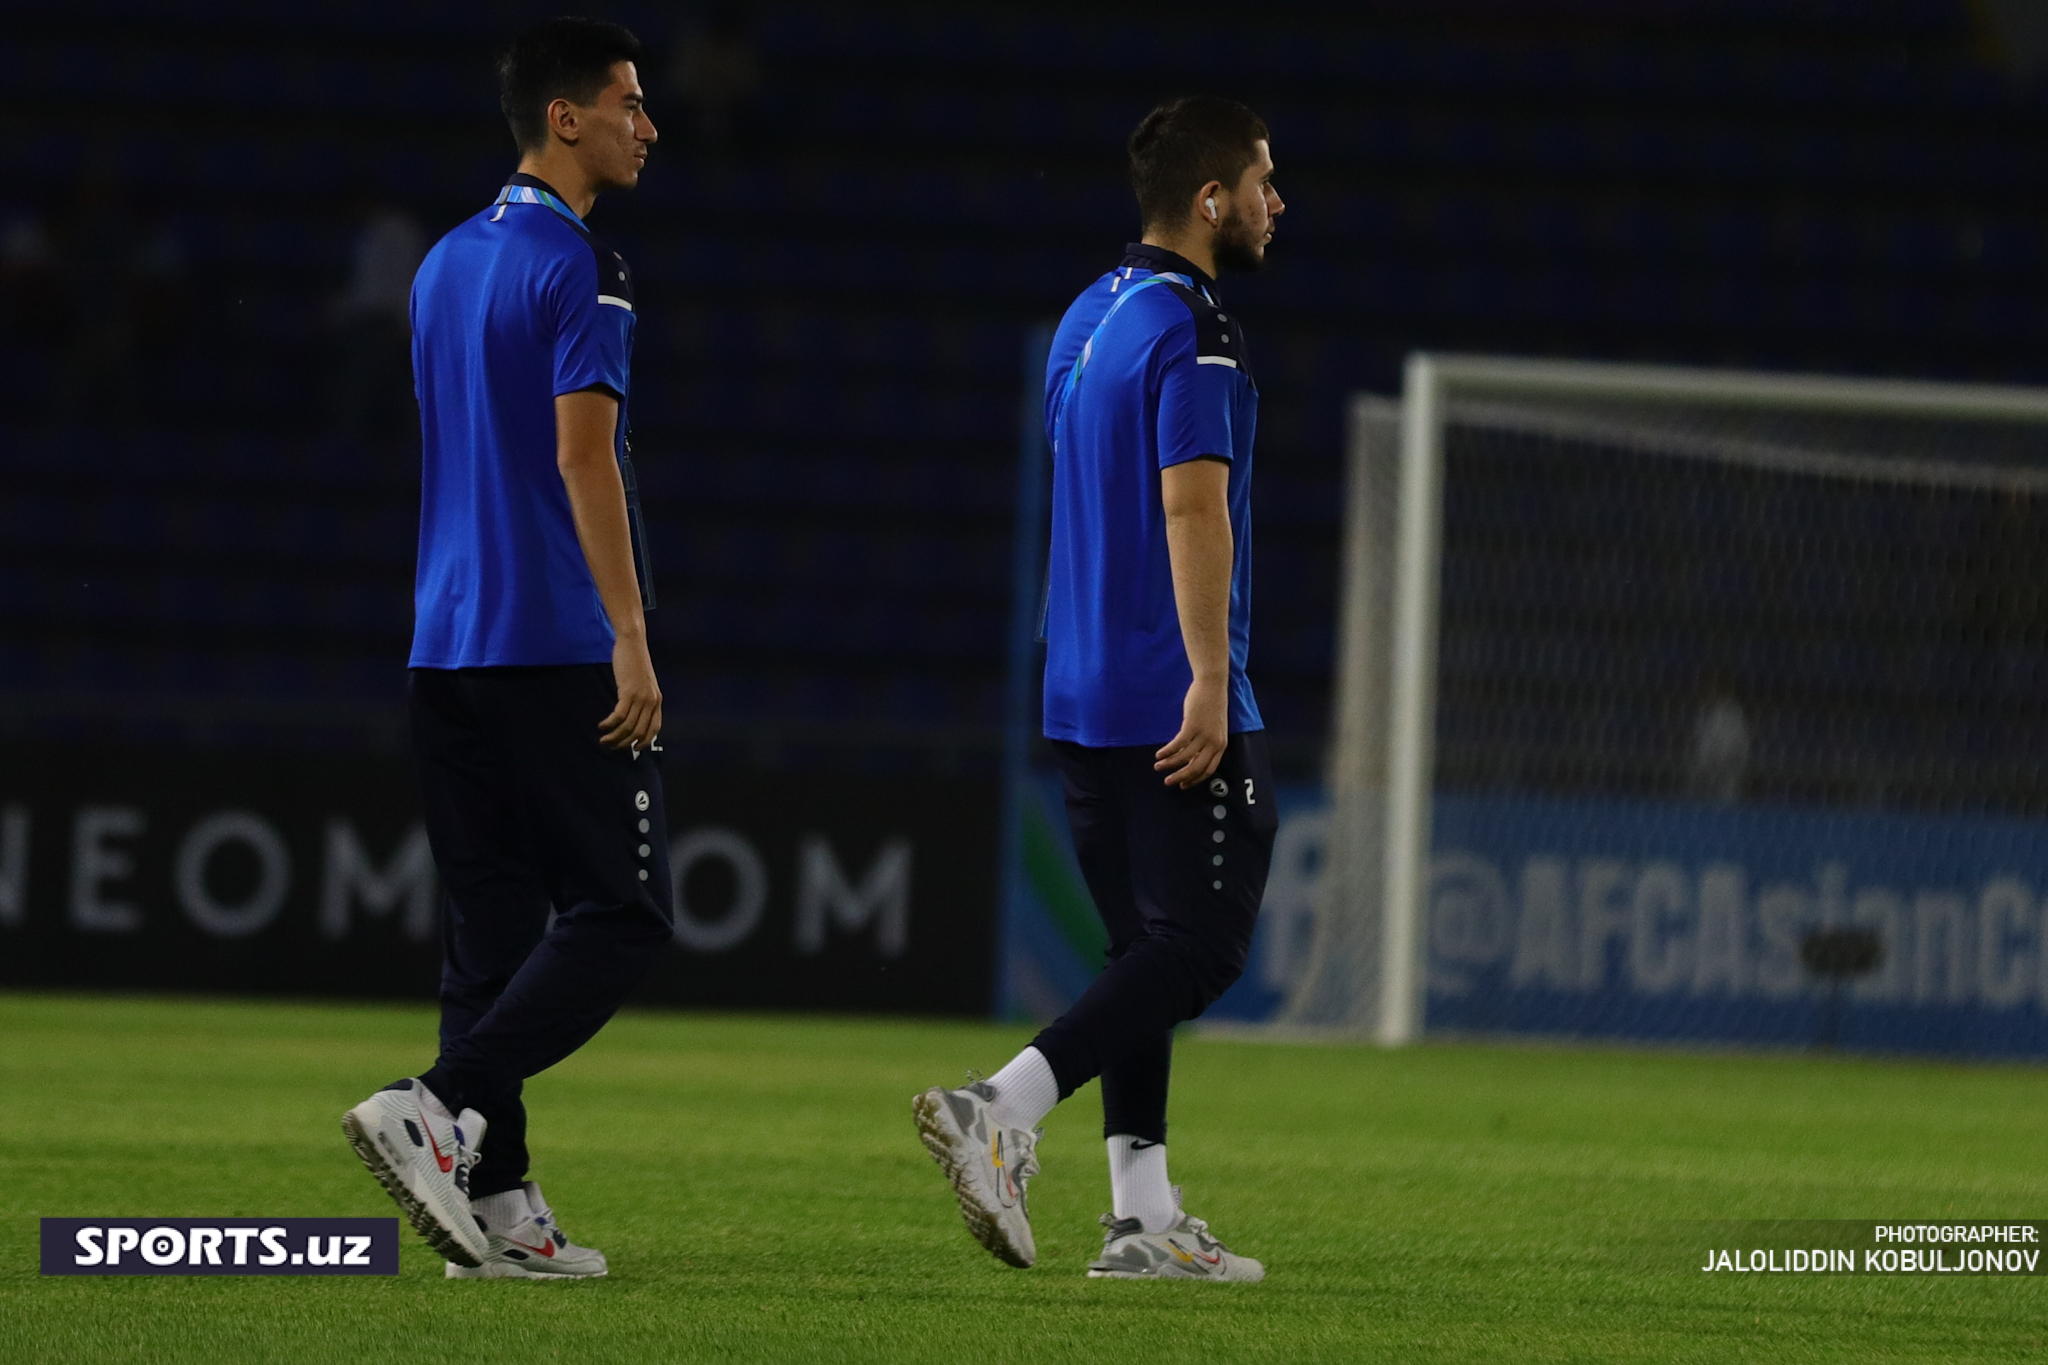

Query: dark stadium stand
left=3, top=0, right=2045, bottom=785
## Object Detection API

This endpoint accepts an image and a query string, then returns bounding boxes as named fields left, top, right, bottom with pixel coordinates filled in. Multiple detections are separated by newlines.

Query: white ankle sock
left=984, top=1046, right=1059, bottom=1131
left=1107, top=1135, right=1177, bottom=1234
left=473, top=1187, right=529, bottom=1230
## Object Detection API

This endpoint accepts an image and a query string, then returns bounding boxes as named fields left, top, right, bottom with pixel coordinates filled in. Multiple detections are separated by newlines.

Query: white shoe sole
left=912, top=1088, right=1034, bottom=1268
left=445, top=1260, right=608, bottom=1280
left=342, top=1100, right=488, bottom=1267
left=1085, top=1265, right=1266, bottom=1282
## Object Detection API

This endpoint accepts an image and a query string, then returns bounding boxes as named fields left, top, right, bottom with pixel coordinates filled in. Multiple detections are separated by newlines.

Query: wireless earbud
left=1205, top=196, right=1218, bottom=222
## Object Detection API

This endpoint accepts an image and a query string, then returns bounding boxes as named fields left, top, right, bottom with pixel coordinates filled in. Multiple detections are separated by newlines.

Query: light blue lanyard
left=487, top=182, right=654, bottom=608
left=1053, top=269, right=1199, bottom=451
left=1040, top=267, right=1203, bottom=640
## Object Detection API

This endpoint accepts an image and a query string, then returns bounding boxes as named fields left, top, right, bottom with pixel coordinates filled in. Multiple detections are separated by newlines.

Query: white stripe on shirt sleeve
left=598, top=295, right=634, bottom=311
left=1195, top=355, right=1238, bottom=367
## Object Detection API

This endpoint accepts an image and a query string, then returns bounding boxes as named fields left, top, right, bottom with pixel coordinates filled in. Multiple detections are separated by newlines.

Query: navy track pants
left=408, top=665, right=674, bottom=1198
left=1029, top=730, right=1277, bottom=1144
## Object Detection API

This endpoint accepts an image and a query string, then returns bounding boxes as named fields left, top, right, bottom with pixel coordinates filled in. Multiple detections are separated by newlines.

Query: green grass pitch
left=5, top=991, right=2046, bottom=1363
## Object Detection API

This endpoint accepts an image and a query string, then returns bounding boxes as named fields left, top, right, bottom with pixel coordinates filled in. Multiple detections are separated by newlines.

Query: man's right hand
left=599, top=632, right=663, bottom=752
left=1155, top=674, right=1229, bottom=788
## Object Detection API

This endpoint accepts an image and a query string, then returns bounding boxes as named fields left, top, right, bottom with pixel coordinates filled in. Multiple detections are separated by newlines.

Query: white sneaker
left=446, top=1181, right=608, bottom=1280
left=1086, top=1190, right=1265, bottom=1282
left=342, top=1078, right=490, bottom=1267
left=912, top=1079, right=1039, bottom=1268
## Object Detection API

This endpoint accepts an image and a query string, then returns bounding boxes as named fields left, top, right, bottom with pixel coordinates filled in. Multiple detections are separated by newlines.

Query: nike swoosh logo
left=418, top=1110, right=454, bottom=1174
left=504, top=1235, right=556, bottom=1258
left=991, top=1133, right=1018, bottom=1205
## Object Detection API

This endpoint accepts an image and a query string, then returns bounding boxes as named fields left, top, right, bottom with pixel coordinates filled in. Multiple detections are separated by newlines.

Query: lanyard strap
left=1070, top=270, right=1192, bottom=383
left=489, top=184, right=586, bottom=230
left=1053, top=268, right=1196, bottom=452
left=1040, top=267, right=1200, bottom=639
left=483, top=184, right=650, bottom=608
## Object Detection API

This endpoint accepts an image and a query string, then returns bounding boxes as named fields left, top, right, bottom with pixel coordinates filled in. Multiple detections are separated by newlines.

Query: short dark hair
left=498, top=16, right=644, bottom=152
left=1128, top=97, right=1270, bottom=231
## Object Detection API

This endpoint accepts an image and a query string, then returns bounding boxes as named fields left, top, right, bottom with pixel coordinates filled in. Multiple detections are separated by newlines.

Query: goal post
left=1295, top=354, right=2048, bottom=1054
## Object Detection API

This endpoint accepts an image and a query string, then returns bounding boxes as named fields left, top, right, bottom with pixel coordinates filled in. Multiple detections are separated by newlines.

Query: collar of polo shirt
left=1121, top=242, right=1219, bottom=298
left=498, top=172, right=589, bottom=231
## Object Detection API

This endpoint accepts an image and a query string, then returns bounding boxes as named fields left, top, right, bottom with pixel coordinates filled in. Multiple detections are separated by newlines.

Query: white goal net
left=1288, top=357, right=2048, bottom=1058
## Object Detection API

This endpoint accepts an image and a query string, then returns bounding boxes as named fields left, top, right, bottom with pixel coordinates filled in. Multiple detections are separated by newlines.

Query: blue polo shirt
left=408, top=172, right=653, bottom=669
left=1041, top=243, right=1263, bottom=748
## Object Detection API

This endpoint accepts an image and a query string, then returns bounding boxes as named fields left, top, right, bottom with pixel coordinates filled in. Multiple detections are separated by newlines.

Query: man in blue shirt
left=918, top=97, right=1284, bottom=1280
left=343, top=17, right=670, bottom=1280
